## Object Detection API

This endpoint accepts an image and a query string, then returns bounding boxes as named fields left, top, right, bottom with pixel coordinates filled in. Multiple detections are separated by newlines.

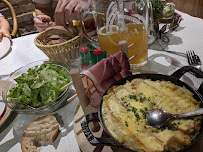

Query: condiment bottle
left=93, top=49, right=102, bottom=64
left=81, top=47, right=89, bottom=67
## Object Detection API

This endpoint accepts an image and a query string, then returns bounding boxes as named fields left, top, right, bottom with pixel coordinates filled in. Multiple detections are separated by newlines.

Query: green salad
left=7, top=62, right=71, bottom=109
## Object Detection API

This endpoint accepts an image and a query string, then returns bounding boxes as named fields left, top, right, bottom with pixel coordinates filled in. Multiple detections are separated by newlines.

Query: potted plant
left=150, top=0, right=164, bottom=33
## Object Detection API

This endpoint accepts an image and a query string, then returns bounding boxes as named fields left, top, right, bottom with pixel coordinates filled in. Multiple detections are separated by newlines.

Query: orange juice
left=120, top=23, right=148, bottom=65
left=97, top=25, right=120, bottom=55
left=98, top=23, right=148, bottom=66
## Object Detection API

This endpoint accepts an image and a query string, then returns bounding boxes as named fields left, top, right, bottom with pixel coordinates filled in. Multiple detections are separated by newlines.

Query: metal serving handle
left=81, top=112, right=121, bottom=146
left=173, top=108, right=203, bottom=119
left=171, top=66, right=203, bottom=96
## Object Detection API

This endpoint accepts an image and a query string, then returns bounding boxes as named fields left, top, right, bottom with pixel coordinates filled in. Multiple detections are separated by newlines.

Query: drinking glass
left=117, top=0, right=149, bottom=67
left=81, top=0, right=150, bottom=67
left=81, top=0, right=119, bottom=55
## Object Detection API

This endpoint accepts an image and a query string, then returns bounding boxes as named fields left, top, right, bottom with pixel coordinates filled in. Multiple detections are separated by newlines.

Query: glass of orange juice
left=117, top=0, right=149, bottom=67
left=81, top=0, right=149, bottom=67
left=80, top=0, right=119, bottom=55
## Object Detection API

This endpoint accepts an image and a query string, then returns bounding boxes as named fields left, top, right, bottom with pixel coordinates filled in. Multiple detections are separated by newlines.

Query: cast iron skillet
left=81, top=66, right=203, bottom=152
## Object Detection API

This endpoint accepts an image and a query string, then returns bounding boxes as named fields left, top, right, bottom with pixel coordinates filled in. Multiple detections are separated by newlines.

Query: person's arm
left=0, top=16, right=10, bottom=42
left=55, top=0, right=91, bottom=27
left=34, top=1, right=53, bottom=18
left=33, top=0, right=56, bottom=32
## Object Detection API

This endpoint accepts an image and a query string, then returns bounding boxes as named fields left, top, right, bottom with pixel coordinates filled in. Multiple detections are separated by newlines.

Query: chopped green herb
left=160, top=123, right=179, bottom=131
left=140, top=109, right=147, bottom=117
left=123, top=101, right=127, bottom=104
left=140, top=96, right=146, bottom=103
left=168, top=123, right=178, bottom=131
left=132, top=107, right=137, bottom=113
left=152, top=102, right=156, bottom=106
left=129, top=94, right=138, bottom=101
left=134, top=112, right=141, bottom=121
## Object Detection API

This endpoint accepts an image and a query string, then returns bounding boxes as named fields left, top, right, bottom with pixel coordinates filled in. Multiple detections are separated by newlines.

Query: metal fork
left=186, top=50, right=202, bottom=70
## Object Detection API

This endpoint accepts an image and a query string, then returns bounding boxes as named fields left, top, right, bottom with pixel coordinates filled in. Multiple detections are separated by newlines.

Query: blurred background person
left=0, top=13, right=11, bottom=42
left=33, top=0, right=56, bottom=32
left=33, top=0, right=91, bottom=32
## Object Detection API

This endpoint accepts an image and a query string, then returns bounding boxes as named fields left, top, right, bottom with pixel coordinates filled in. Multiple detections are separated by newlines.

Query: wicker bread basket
left=34, top=26, right=82, bottom=64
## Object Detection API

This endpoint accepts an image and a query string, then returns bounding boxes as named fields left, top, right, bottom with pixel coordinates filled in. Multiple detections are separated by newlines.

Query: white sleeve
left=0, top=13, right=5, bottom=18
left=33, top=0, right=52, bottom=4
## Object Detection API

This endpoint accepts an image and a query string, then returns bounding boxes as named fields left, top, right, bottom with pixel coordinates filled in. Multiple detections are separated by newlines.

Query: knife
left=165, top=56, right=202, bottom=78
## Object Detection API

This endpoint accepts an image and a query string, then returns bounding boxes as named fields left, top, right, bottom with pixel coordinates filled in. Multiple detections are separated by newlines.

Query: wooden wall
left=167, top=0, right=203, bottom=18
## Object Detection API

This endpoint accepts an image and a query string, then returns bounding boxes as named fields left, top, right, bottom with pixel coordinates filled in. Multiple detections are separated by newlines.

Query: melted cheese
left=102, top=79, right=201, bottom=152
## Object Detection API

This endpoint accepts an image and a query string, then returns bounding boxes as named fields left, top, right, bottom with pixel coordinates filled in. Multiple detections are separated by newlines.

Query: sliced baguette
left=21, top=114, right=59, bottom=152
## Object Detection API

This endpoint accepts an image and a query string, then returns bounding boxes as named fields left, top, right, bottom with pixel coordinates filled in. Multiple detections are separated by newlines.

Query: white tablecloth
left=0, top=11, right=203, bottom=75
left=0, top=10, right=203, bottom=152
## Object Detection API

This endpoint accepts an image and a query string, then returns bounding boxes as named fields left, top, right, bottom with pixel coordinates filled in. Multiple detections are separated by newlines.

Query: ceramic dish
left=0, top=37, right=11, bottom=59
left=0, top=80, right=12, bottom=128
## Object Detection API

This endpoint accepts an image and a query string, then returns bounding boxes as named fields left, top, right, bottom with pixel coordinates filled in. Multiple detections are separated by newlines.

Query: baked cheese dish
left=102, top=79, right=201, bottom=152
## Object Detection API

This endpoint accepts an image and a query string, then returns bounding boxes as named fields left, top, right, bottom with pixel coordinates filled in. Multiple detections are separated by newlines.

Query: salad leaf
left=7, top=62, right=71, bottom=109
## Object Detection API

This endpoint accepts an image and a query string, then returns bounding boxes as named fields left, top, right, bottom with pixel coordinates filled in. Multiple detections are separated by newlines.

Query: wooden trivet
left=73, top=70, right=203, bottom=152
left=73, top=104, right=132, bottom=152
left=73, top=71, right=157, bottom=152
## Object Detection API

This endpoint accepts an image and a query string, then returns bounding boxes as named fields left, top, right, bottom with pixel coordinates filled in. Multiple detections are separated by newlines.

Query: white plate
left=0, top=80, right=12, bottom=128
left=0, top=37, right=11, bottom=59
left=0, top=96, right=5, bottom=116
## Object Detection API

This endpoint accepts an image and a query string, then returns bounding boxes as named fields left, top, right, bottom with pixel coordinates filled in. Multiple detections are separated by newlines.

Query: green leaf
left=6, top=63, right=70, bottom=109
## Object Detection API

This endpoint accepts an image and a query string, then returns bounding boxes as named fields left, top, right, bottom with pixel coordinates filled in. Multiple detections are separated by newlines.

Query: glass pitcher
left=80, top=0, right=119, bottom=55
left=117, top=0, right=150, bottom=67
left=81, top=0, right=150, bottom=67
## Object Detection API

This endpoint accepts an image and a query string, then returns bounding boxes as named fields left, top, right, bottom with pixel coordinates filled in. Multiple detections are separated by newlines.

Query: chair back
left=1, top=0, right=18, bottom=37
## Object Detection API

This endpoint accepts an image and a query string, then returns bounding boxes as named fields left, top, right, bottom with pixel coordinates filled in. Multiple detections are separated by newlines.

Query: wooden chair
left=1, top=0, right=18, bottom=37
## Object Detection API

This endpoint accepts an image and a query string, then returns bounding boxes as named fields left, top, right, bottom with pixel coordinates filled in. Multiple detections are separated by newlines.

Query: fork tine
left=191, top=50, right=196, bottom=64
left=186, top=51, right=192, bottom=65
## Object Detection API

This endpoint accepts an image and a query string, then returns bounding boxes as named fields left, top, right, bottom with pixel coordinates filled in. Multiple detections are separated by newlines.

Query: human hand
left=33, top=14, right=56, bottom=32
left=0, top=27, right=11, bottom=42
left=55, top=0, right=91, bottom=27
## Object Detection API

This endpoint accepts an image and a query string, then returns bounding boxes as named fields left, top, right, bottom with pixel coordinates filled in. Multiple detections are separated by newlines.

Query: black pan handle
left=81, top=112, right=120, bottom=146
left=171, top=66, right=203, bottom=96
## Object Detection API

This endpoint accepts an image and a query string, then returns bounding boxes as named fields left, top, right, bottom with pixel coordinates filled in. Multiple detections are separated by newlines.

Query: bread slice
left=21, top=114, right=59, bottom=152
